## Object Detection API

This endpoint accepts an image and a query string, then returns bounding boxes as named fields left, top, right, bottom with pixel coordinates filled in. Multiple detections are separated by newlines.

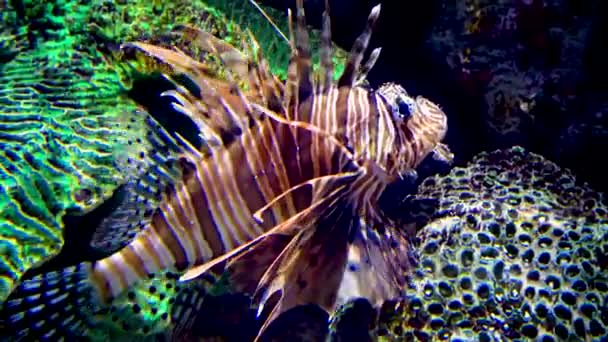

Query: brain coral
left=379, top=146, right=608, bottom=341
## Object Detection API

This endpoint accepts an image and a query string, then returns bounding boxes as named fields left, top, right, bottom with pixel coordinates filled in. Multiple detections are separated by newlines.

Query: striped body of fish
left=1, top=0, right=451, bottom=339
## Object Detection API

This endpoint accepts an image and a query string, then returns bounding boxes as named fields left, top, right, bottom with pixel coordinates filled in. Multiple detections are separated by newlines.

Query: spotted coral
left=379, top=146, right=608, bottom=340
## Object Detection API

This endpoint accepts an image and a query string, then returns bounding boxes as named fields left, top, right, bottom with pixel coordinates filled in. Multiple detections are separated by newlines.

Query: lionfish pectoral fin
left=337, top=219, right=415, bottom=307
left=224, top=184, right=351, bottom=295
left=252, top=202, right=355, bottom=341
left=224, top=234, right=293, bottom=295
left=180, top=184, right=348, bottom=282
left=253, top=171, right=358, bottom=224
left=178, top=229, right=277, bottom=282
left=178, top=201, right=326, bottom=283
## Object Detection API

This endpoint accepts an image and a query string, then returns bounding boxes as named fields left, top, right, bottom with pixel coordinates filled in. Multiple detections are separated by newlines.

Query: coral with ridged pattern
left=0, top=0, right=157, bottom=301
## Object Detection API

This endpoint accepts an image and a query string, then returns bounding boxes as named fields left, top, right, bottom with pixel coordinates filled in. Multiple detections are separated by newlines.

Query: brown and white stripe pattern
left=88, top=0, right=449, bottom=303
left=91, top=114, right=350, bottom=299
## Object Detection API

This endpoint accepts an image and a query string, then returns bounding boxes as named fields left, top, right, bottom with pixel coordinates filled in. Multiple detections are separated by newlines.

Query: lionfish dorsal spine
left=284, top=8, right=300, bottom=122
left=320, top=0, right=334, bottom=91
left=294, top=0, right=314, bottom=102
left=247, top=0, right=290, bottom=44
left=337, top=4, right=381, bottom=88
left=356, top=47, right=382, bottom=86
left=245, top=30, right=285, bottom=115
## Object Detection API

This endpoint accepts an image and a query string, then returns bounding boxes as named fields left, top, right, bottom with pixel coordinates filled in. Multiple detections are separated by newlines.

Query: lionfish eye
left=395, top=96, right=416, bottom=121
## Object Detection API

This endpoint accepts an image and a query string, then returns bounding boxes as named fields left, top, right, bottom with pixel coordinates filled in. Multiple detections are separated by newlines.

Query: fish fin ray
left=355, top=47, right=381, bottom=86
left=122, top=40, right=251, bottom=149
left=337, top=4, right=381, bottom=88
left=294, top=0, right=313, bottom=101
left=337, top=219, right=416, bottom=307
left=179, top=184, right=348, bottom=283
left=0, top=263, right=99, bottom=340
left=320, top=0, right=334, bottom=91
left=252, top=200, right=355, bottom=340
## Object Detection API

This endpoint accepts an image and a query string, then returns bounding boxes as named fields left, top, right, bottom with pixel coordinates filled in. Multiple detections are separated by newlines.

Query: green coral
left=0, top=0, right=155, bottom=301
left=378, top=146, right=608, bottom=340
left=80, top=271, right=219, bottom=341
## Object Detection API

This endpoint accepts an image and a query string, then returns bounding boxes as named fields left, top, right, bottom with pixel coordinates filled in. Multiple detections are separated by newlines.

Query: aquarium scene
left=0, top=0, right=607, bottom=340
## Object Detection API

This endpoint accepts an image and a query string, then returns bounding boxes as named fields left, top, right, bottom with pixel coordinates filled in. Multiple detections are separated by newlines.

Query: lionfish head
left=377, top=82, right=449, bottom=175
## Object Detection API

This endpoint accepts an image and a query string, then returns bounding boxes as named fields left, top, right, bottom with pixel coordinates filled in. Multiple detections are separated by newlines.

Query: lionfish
left=1, top=0, right=450, bottom=339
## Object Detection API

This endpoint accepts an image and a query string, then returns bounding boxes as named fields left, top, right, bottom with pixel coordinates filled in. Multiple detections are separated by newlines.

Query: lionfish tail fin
left=0, top=263, right=100, bottom=340
left=337, top=220, right=415, bottom=307
left=338, top=4, right=381, bottom=88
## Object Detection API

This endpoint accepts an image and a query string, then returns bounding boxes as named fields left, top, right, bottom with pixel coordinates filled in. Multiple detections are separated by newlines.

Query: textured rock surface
left=379, top=146, right=608, bottom=340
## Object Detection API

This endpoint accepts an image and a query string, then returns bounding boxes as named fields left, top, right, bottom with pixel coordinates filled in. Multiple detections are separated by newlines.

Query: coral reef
left=0, top=0, right=156, bottom=301
left=80, top=271, right=219, bottom=341
left=379, top=146, right=608, bottom=340
left=329, top=298, right=378, bottom=342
